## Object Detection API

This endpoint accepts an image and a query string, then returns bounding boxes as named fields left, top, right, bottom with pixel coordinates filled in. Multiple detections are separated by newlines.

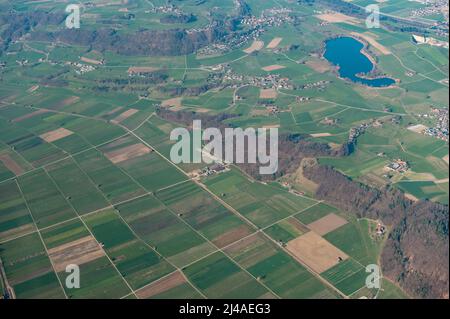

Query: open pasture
left=264, top=217, right=308, bottom=243
left=115, top=195, right=215, bottom=268
left=47, top=235, right=105, bottom=273
left=295, top=203, right=339, bottom=225
left=324, top=218, right=382, bottom=266
left=321, top=258, right=367, bottom=296
left=183, top=252, right=269, bottom=298
left=0, top=0, right=446, bottom=300
left=113, top=148, right=187, bottom=192
left=136, top=271, right=202, bottom=299
left=224, top=233, right=339, bottom=298
left=286, top=231, right=349, bottom=274
left=243, top=40, right=265, bottom=54
left=39, top=128, right=74, bottom=143
left=266, top=37, right=283, bottom=49
left=156, top=181, right=255, bottom=248
left=0, top=180, right=35, bottom=242
left=74, top=149, right=146, bottom=204
left=46, top=158, right=110, bottom=215
left=18, top=169, right=77, bottom=228
left=134, top=116, right=181, bottom=151
left=307, top=213, right=348, bottom=236
left=41, top=218, right=131, bottom=298
left=204, top=169, right=317, bottom=228
left=104, top=143, right=152, bottom=164
left=0, top=233, right=65, bottom=299
left=0, top=152, right=26, bottom=177
left=99, top=131, right=187, bottom=189
left=0, top=118, right=66, bottom=167
left=84, top=209, right=174, bottom=290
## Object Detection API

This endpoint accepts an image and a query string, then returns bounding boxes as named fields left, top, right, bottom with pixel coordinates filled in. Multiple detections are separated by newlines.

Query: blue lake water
left=324, top=37, right=395, bottom=87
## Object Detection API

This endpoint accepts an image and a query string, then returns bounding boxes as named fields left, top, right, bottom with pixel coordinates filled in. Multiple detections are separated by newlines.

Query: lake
left=324, top=36, right=395, bottom=87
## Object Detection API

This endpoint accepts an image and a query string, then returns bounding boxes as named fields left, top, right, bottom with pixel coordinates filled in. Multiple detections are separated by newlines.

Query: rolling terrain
left=0, top=0, right=448, bottom=299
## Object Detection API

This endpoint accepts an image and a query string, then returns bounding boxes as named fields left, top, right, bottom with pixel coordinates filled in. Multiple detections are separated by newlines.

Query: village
left=145, top=4, right=184, bottom=15
left=223, top=68, right=294, bottom=90
left=66, top=61, right=96, bottom=75
left=241, top=8, right=297, bottom=28
left=197, top=6, right=296, bottom=56
left=413, top=107, right=449, bottom=141
left=410, top=0, right=449, bottom=24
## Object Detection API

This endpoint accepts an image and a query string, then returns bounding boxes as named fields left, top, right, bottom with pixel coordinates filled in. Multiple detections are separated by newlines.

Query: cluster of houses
left=189, top=163, right=229, bottom=179
left=410, top=0, right=448, bottom=21
left=300, top=80, right=330, bottom=90
left=386, top=159, right=409, bottom=173
left=429, top=107, right=448, bottom=141
left=223, top=69, right=294, bottom=90
left=321, top=117, right=338, bottom=126
left=423, top=126, right=448, bottom=141
left=296, top=96, right=311, bottom=103
left=416, top=107, right=449, bottom=141
left=198, top=22, right=265, bottom=56
left=266, top=105, right=280, bottom=114
left=198, top=7, right=296, bottom=56
left=15, top=59, right=29, bottom=66
left=145, top=5, right=184, bottom=15
left=348, top=123, right=370, bottom=144
left=241, top=8, right=296, bottom=28
left=197, top=43, right=231, bottom=57
left=66, top=62, right=96, bottom=75
left=347, top=118, right=385, bottom=144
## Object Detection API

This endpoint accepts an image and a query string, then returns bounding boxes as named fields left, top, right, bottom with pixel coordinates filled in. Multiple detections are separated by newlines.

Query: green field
left=0, top=0, right=446, bottom=300
left=204, top=169, right=318, bottom=228
left=84, top=209, right=175, bottom=290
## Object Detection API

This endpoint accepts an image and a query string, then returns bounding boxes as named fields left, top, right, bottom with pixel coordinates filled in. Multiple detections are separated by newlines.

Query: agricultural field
left=0, top=0, right=447, bottom=300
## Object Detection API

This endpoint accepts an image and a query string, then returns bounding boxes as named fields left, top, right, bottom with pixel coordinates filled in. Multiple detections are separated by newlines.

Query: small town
left=223, top=68, right=294, bottom=90
left=415, top=107, right=449, bottom=141
left=66, top=61, right=96, bottom=75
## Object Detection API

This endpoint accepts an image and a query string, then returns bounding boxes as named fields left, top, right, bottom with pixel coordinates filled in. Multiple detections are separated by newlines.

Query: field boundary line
left=73, top=135, right=208, bottom=299
left=42, top=168, right=138, bottom=299
left=0, top=176, right=201, bottom=246
left=14, top=179, right=69, bottom=299
left=0, top=108, right=155, bottom=186
left=0, top=131, right=130, bottom=186
left=125, top=123, right=347, bottom=299
left=120, top=123, right=280, bottom=297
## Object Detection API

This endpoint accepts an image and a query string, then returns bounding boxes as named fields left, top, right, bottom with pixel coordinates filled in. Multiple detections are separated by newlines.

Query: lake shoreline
left=322, top=36, right=396, bottom=88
